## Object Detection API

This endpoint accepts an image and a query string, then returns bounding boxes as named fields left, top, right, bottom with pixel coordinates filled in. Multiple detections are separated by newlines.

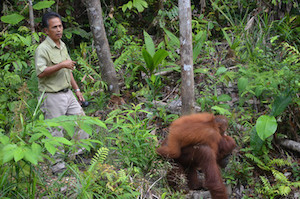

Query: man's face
left=45, top=17, right=63, bottom=42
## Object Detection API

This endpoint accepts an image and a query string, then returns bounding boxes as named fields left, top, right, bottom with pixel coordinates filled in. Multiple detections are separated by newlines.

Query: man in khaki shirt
left=35, top=12, right=88, bottom=174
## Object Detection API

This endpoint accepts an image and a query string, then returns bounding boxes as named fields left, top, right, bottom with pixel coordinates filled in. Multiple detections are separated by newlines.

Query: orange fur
left=156, top=113, right=227, bottom=158
left=157, top=113, right=235, bottom=198
left=164, top=136, right=236, bottom=199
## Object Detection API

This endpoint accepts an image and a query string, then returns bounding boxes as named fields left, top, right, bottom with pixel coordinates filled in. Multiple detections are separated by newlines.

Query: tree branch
left=279, top=139, right=300, bottom=153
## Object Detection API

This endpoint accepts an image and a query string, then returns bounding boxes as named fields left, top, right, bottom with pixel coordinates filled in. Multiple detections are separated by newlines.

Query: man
left=35, top=12, right=89, bottom=174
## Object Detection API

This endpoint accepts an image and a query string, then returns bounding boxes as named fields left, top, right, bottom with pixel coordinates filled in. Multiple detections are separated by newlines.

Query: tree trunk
left=178, top=0, right=195, bottom=115
left=81, top=0, right=120, bottom=94
left=28, top=0, right=35, bottom=44
left=56, top=0, right=59, bottom=13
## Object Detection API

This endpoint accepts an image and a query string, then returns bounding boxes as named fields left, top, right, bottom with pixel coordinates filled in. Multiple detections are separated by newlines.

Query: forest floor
left=36, top=53, right=299, bottom=198
left=36, top=101, right=300, bottom=199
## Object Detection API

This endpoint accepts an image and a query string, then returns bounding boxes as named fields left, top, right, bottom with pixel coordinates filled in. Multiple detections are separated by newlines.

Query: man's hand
left=61, top=60, right=76, bottom=70
left=75, top=90, right=85, bottom=102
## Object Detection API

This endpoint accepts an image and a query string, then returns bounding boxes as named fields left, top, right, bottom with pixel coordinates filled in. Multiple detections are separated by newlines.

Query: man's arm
left=71, top=72, right=85, bottom=102
left=38, top=60, right=76, bottom=78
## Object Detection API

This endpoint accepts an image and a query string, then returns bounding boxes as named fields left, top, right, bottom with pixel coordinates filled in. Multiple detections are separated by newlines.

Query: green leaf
left=211, top=106, right=231, bottom=115
left=217, top=94, right=232, bottom=102
left=142, top=48, right=154, bottom=75
left=61, top=122, right=75, bottom=137
left=14, top=146, right=25, bottom=162
left=163, top=28, right=180, bottom=48
left=216, top=67, right=227, bottom=75
left=45, top=142, right=57, bottom=155
left=143, top=31, right=155, bottom=57
left=33, top=32, right=40, bottom=42
left=29, top=133, right=44, bottom=142
left=137, top=65, right=148, bottom=74
left=33, top=126, right=52, bottom=138
left=254, top=86, right=264, bottom=97
left=208, top=21, right=214, bottom=30
left=80, top=139, right=94, bottom=149
left=250, top=127, right=264, bottom=153
left=122, top=1, right=132, bottom=12
left=86, top=139, right=103, bottom=145
left=237, top=77, right=248, bottom=94
left=18, top=35, right=31, bottom=46
left=2, top=144, right=17, bottom=163
left=270, top=35, right=279, bottom=44
left=33, top=1, right=55, bottom=10
left=256, top=115, right=278, bottom=141
left=271, top=94, right=292, bottom=117
left=24, top=148, right=38, bottom=165
left=193, top=30, right=207, bottom=62
left=32, top=143, right=42, bottom=155
left=44, top=121, right=60, bottom=127
left=132, top=0, right=148, bottom=12
left=77, top=142, right=91, bottom=152
left=65, top=31, right=72, bottom=39
left=194, top=68, right=209, bottom=74
left=84, top=117, right=107, bottom=129
left=153, top=49, right=169, bottom=68
left=140, top=0, right=148, bottom=7
left=78, top=123, right=93, bottom=136
left=127, top=1, right=133, bottom=9
left=218, top=103, right=231, bottom=110
left=133, top=0, right=148, bottom=12
left=1, top=13, right=24, bottom=25
left=0, top=135, right=9, bottom=145
left=54, top=137, right=72, bottom=145
left=149, top=74, right=156, bottom=84
left=222, top=28, right=232, bottom=47
left=231, top=39, right=241, bottom=50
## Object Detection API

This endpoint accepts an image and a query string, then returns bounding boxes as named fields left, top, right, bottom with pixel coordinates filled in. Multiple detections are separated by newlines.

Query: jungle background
left=0, top=0, right=299, bottom=198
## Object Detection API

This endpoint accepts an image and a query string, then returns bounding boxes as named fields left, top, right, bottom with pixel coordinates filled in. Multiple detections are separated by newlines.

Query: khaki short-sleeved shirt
left=35, top=36, right=72, bottom=92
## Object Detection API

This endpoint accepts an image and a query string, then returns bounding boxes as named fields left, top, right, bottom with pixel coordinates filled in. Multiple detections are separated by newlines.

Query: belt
left=57, top=88, right=69, bottom=93
left=45, top=88, right=69, bottom=93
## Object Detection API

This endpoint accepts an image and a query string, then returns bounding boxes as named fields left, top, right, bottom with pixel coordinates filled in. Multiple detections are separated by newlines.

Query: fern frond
left=113, top=49, right=131, bottom=71
left=282, top=42, right=300, bottom=56
left=291, top=181, right=300, bottom=188
left=88, top=147, right=109, bottom=172
left=271, top=170, right=288, bottom=183
left=281, top=42, right=300, bottom=66
left=76, top=56, right=102, bottom=79
left=245, top=153, right=271, bottom=171
left=278, top=185, right=291, bottom=196
left=260, top=176, right=272, bottom=190
left=166, top=6, right=179, bottom=20
left=268, top=158, right=291, bottom=167
left=115, top=169, right=127, bottom=183
left=157, top=6, right=179, bottom=28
